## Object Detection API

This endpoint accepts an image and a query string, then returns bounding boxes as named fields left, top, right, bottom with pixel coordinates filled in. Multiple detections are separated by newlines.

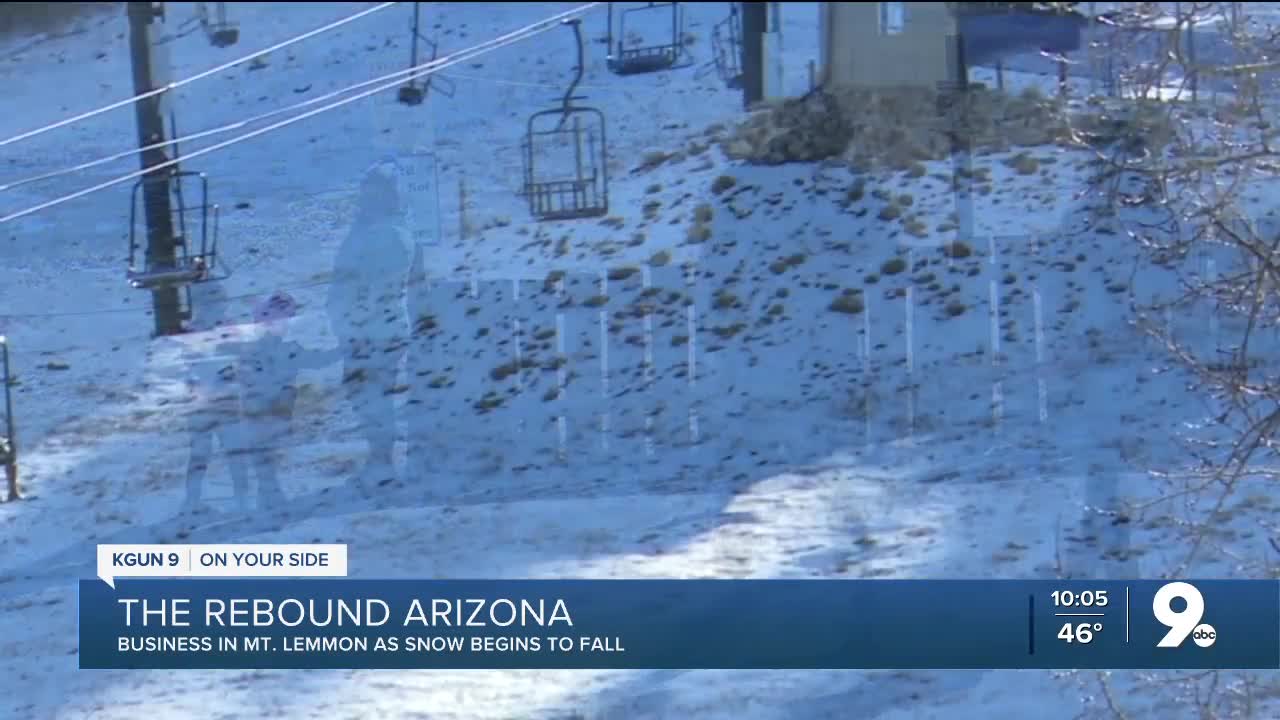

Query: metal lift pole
left=127, top=2, right=184, bottom=337
left=947, top=30, right=974, bottom=250
left=409, top=2, right=421, bottom=69
left=606, top=3, right=615, bottom=56
left=1, top=337, right=16, bottom=502
left=740, top=2, right=767, bottom=108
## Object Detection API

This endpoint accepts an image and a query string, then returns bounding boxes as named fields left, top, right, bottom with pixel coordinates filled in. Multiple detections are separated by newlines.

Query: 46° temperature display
left=1058, top=621, right=1103, bottom=644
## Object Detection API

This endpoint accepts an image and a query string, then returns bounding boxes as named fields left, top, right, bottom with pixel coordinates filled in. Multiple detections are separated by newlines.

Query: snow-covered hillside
left=0, top=2, right=1274, bottom=719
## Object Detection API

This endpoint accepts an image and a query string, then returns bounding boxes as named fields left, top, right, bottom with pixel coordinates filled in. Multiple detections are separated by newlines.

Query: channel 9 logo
left=1153, top=582, right=1217, bottom=648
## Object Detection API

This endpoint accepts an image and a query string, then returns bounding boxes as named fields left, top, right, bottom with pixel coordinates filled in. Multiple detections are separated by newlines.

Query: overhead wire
left=0, top=3, right=604, bottom=322
left=0, top=2, right=603, bottom=225
left=0, top=2, right=398, bottom=150
left=2, top=63, right=612, bottom=193
left=0, top=277, right=333, bottom=321
left=1, top=6, right=625, bottom=193
left=4, top=66, right=416, bottom=192
left=0, top=1, right=607, bottom=347
left=435, top=70, right=613, bottom=91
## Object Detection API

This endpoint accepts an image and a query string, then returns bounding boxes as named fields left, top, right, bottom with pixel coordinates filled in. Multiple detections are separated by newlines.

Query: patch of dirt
left=0, top=2, right=116, bottom=41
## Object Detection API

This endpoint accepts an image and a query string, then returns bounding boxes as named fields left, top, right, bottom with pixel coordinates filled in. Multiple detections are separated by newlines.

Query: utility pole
left=127, top=1, right=184, bottom=337
left=761, top=1, right=784, bottom=100
left=398, top=2, right=426, bottom=105
left=1, top=335, right=17, bottom=502
left=1183, top=2, right=1198, bottom=103
left=941, top=30, right=974, bottom=250
left=740, top=2, right=767, bottom=108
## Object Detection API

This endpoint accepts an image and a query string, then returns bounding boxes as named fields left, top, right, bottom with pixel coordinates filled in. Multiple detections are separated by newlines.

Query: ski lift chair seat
left=609, top=45, right=677, bottom=75
left=526, top=176, right=606, bottom=220
left=398, top=83, right=426, bottom=106
left=210, top=26, right=239, bottom=47
left=128, top=256, right=210, bottom=289
left=199, top=2, right=239, bottom=47
left=607, top=2, right=684, bottom=76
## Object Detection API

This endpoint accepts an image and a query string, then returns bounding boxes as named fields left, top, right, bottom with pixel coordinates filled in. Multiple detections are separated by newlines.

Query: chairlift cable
left=0, top=8, right=625, bottom=193
left=6, top=66, right=444, bottom=191
left=2, top=251, right=435, bottom=345
left=435, top=71, right=611, bottom=91
left=0, top=2, right=399, bottom=150
left=1, top=277, right=331, bottom=322
left=0, top=3, right=604, bottom=225
left=3, top=73, right=435, bottom=191
left=0, top=2, right=607, bottom=332
left=3, top=66, right=621, bottom=193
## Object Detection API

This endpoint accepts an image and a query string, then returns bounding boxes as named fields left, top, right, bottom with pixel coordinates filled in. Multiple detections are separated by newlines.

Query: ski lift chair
left=711, top=4, right=743, bottom=88
left=126, top=170, right=225, bottom=321
left=398, top=83, right=426, bottom=107
left=520, top=19, right=610, bottom=221
left=0, top=336, right=17, bottom=501
left=606, top=2, right=685, bottom=76
left=397, top=2, right=457, bottom=107
left=198, top=2, right=239, bottom=48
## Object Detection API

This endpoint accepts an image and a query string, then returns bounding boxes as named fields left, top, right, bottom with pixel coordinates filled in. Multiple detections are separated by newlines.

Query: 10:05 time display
left=1051, top=590, right=1110, bottom=608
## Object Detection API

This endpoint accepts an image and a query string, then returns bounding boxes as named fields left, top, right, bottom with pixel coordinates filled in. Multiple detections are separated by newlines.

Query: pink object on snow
left=254, top=291, right=298, bottom=324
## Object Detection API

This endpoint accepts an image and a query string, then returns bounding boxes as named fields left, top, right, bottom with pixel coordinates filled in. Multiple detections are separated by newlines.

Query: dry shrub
left=722, top=91, right=853, bottom=166
left=722, top=83, right=1114, bottom=171
left=1069, top=98, right=1177, bottom=154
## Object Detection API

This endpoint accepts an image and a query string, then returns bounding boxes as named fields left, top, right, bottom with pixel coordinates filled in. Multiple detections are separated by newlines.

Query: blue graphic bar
left=78, top=579, right=1280, bottom=670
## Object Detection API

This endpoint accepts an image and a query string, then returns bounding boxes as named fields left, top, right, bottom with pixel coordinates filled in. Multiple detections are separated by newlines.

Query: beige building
left=819, top=2, right=959, bottom=89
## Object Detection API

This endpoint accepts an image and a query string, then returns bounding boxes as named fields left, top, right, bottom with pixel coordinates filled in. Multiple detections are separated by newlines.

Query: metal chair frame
left=126, top=170, right=225, bottom=305
left=520, top=19, right=610, bottom=221
left=605, top=2, right=686, bottom=76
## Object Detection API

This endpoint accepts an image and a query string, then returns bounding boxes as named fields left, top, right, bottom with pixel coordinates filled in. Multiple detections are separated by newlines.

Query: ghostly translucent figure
left=326, top=160, right=413, bottom=491
left=180, top=280, right=250, bottom=513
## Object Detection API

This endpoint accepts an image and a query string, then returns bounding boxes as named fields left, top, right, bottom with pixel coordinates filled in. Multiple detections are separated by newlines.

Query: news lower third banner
left=79, top=579, right=1279, bottom=670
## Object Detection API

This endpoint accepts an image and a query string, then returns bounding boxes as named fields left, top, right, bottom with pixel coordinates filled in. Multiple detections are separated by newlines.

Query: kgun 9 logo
left=1153, top=582, right=1217, bottom=648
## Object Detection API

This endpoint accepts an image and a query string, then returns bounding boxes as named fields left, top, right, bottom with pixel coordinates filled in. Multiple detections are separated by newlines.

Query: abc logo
left=1192, top=624, right=1217, bottom=648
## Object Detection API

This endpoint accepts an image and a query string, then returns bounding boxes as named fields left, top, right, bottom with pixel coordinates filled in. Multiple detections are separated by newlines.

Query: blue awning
left=958, top=10, right=1087, bottom=66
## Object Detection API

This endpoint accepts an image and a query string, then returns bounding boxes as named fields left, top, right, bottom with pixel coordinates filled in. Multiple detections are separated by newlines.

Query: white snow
left=0, top=2, right=1275, bottom=719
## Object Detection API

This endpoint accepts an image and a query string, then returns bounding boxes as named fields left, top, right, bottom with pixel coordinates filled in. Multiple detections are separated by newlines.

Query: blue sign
left=78, top=579, right=1280, bottom=670
left=397, top=149, right=442, bottom=248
